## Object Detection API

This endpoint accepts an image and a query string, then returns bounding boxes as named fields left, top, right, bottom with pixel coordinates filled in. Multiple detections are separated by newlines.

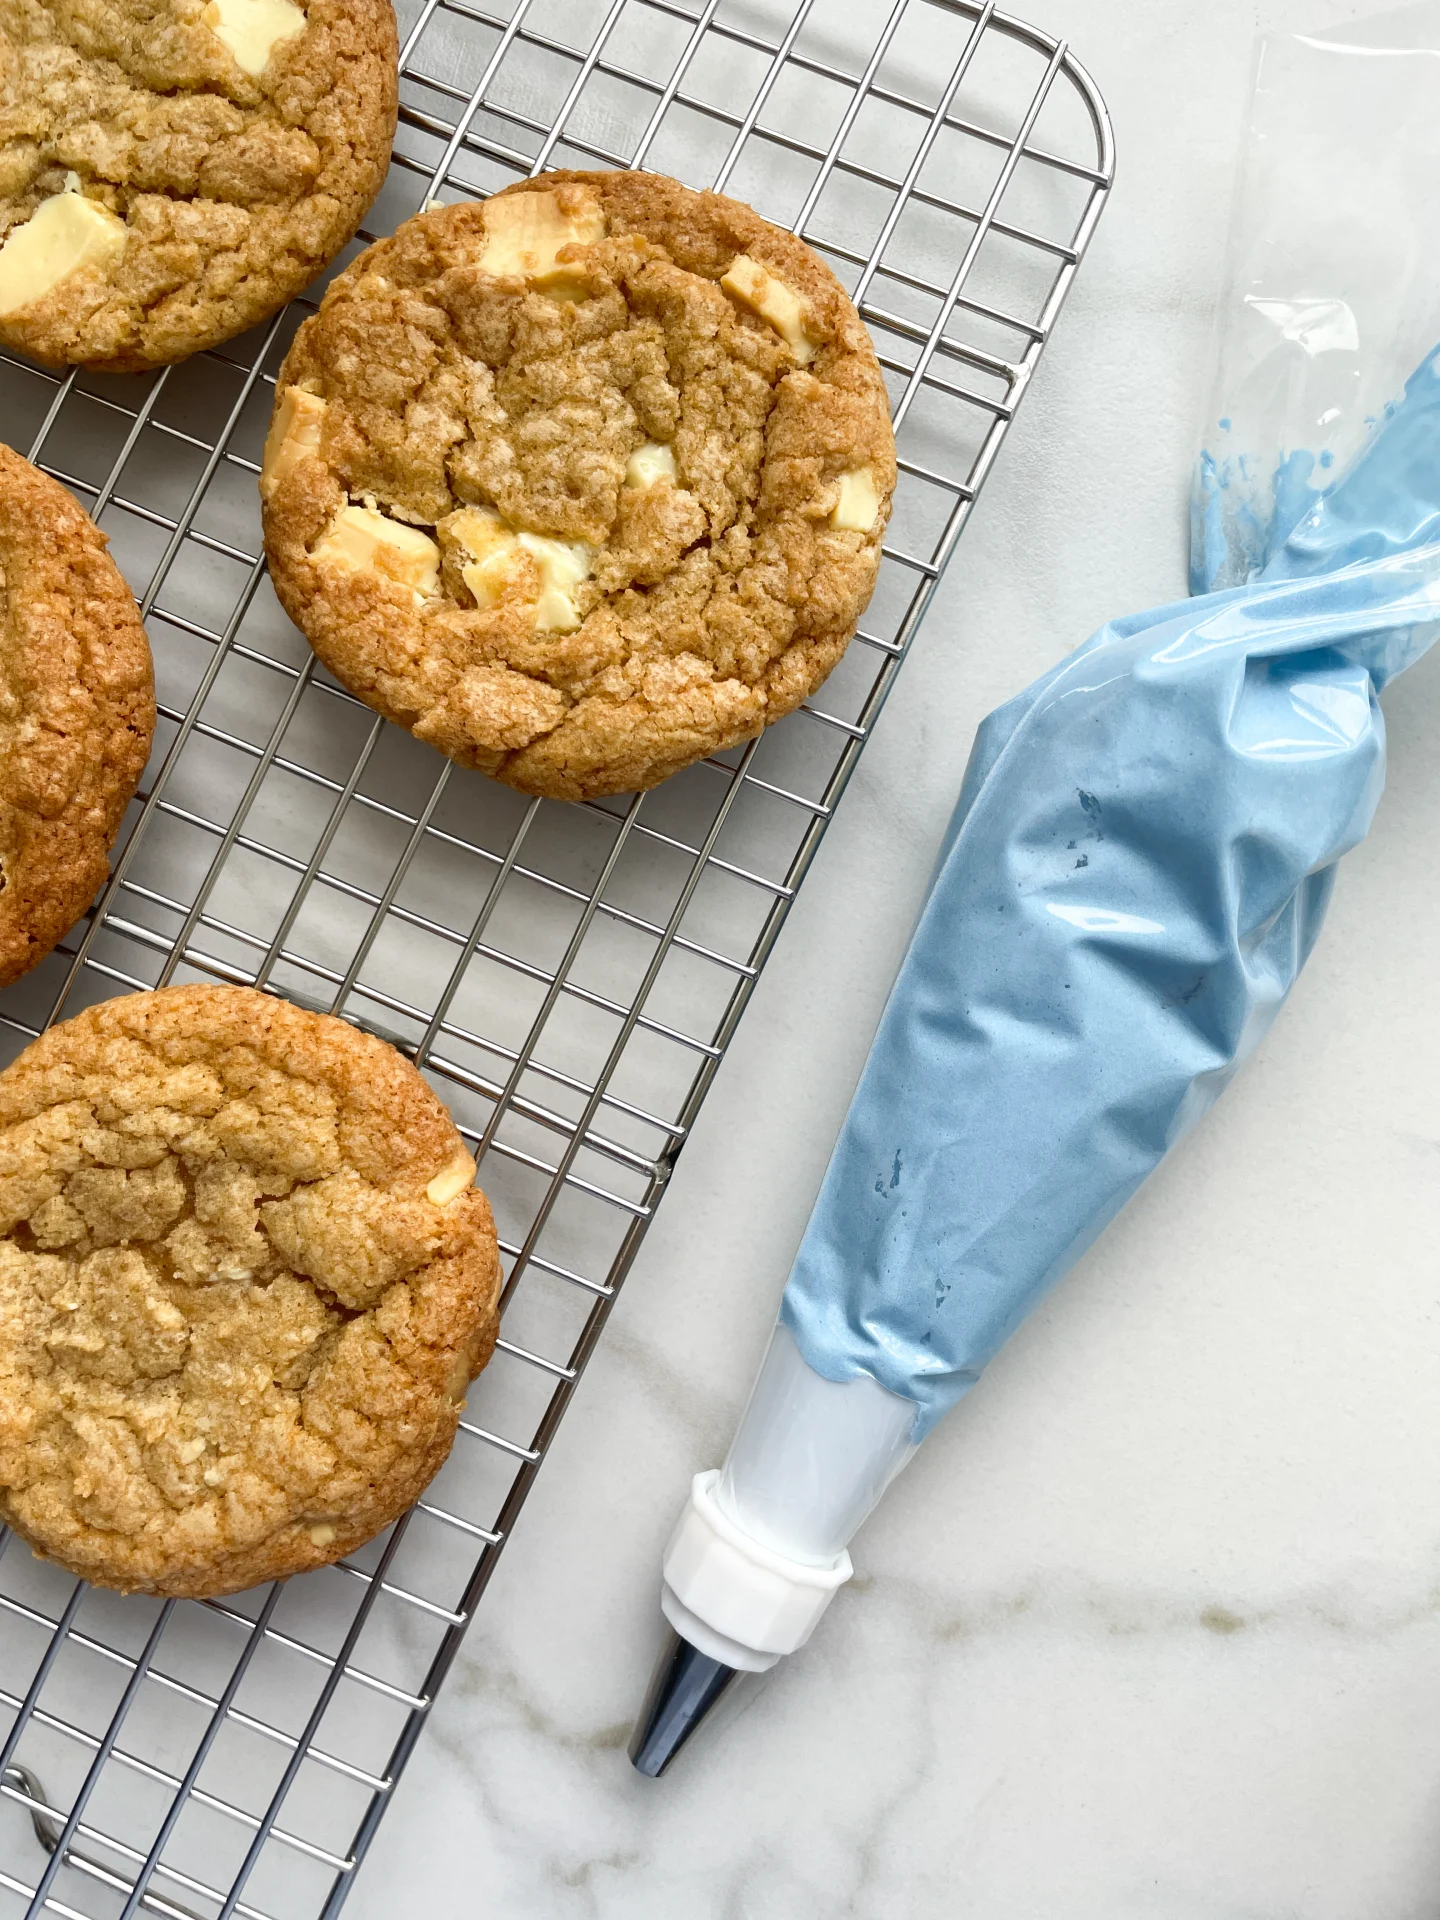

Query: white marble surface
left=350, top=2, right=1440, bottom=1913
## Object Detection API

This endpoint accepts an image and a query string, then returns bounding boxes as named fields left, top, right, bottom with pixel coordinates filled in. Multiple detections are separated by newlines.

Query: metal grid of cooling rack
left=0, top=0, right=1112, bottom=1912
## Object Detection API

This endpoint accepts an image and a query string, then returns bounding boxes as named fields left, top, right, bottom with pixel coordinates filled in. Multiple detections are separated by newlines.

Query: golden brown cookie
left=261, top=169, right=896, bottom=801
left=0, top=983, right=502, bottom=1597
left=0, top=0, right=398, bottom=371
left=0, top=444, right=154, bottom=988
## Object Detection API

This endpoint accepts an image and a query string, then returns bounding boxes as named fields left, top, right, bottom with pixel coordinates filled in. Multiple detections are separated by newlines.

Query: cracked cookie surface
left=0, top=983, right=501, bottom=1596
left=0, top=444, right=154, bottom=988
left=261, top=169, right=896, bottom=801
left=0, top=0, right=398, bottom=370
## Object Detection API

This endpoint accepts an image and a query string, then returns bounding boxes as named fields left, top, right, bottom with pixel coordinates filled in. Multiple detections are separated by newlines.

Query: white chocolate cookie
left=0, top=984, right=501, bottom=1597
left=0, top=444, right=154, bottom=987
left=0, top=0, right=398, bottom=370
left=261, top=169, right=896, bottom=801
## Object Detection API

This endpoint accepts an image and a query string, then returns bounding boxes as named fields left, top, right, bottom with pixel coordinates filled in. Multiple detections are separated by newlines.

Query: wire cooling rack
left=0, top=0, right=1112, bottom=1911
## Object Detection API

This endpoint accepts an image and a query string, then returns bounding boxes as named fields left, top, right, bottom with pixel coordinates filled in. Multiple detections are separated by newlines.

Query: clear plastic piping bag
left=1191, top=3, right=1440, bottom=592
left=783, top=340, right=1440, bottom=1441
left=633, top=360, right=1440, bottom=1770
left=630, top=6, right=1440, bottom=1776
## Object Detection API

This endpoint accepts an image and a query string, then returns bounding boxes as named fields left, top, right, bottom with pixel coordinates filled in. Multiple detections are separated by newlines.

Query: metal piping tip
left=628, top=1630, right=739, bottom=1777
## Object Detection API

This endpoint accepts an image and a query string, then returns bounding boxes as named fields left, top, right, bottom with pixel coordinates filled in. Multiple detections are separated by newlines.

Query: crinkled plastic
left=781, top=344, right=1440, bottom=1441
left=1192, top=4, right=1440, bottom=592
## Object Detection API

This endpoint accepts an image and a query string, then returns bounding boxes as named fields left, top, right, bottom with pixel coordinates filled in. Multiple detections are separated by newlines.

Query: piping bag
left=629, top=9, right=1440, bottom=1777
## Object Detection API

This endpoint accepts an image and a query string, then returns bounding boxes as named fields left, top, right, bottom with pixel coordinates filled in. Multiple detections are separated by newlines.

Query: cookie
left=0, top=983, right=502, bottom=1597
left=0, top=445, right=154, bottom=988
left=260, top=169, right=896, bottom=801
left=0, top=0, right=398, bottom=372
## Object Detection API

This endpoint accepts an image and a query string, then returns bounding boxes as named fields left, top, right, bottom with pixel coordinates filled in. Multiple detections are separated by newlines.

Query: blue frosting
left=1190, top=446, right=1325, bottom=595
left=782, top=346, right=1440, bottom=1440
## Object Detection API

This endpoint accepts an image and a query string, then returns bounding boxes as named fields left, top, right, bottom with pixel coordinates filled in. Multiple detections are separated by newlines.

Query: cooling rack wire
left=0, top=0, right=1113, bottom=1910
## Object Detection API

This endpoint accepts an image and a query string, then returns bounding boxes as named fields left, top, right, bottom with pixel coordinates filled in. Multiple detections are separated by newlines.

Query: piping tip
left=628, top=1629, right=739, bottom=1777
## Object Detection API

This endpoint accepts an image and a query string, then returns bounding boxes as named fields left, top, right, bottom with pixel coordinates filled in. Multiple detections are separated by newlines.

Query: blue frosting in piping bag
left=781, top=345, right=1440, bottom=1442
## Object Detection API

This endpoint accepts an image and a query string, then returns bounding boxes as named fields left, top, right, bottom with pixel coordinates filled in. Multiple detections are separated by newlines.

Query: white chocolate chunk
left=445, top=506, right=513, bottom=565
left=624, top=441, right=678, bottom=489
left=446, top=1350, right=474, bottom=1403
left=447, top=506, right=525, bottom=608
left=479, top=188, right=605, bottom=293
left=174, top=1437, right=207, bottom=1464
left=312, top=504, right=441, bottom=600
left=465, top=555, right=521, bottom=609
left=446, top=506, right=593, bottom=631
left=830, top=465, right=879, bottom=532
left=0, top=185, right=126, bottom=319
left=307, top=1522, right=336, bottom=1546
left=202, top=0, right=306, bottom=75
left=720, top=253, right=816, bottom=364
left=259, top=386, right=327, bottom=500
left=518, top=531, right=592, bottom=632
left=462, top=552, right=514, bottom=607
left=425, top=1150, right=477, bottom=1205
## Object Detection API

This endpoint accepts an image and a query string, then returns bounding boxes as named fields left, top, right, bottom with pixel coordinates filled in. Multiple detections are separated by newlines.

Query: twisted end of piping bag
left=632, top=345, right=1440, bottom=1773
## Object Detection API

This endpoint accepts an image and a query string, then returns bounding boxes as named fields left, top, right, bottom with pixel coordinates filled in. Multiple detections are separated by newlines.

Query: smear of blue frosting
left=1190, top=446, right=1325, bottom=595
left=782, top=345, right=1440, bottom=1439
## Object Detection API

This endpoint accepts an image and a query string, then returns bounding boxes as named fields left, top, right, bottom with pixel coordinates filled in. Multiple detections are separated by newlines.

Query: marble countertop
left=350, top=2, right=1440, bottom=1914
